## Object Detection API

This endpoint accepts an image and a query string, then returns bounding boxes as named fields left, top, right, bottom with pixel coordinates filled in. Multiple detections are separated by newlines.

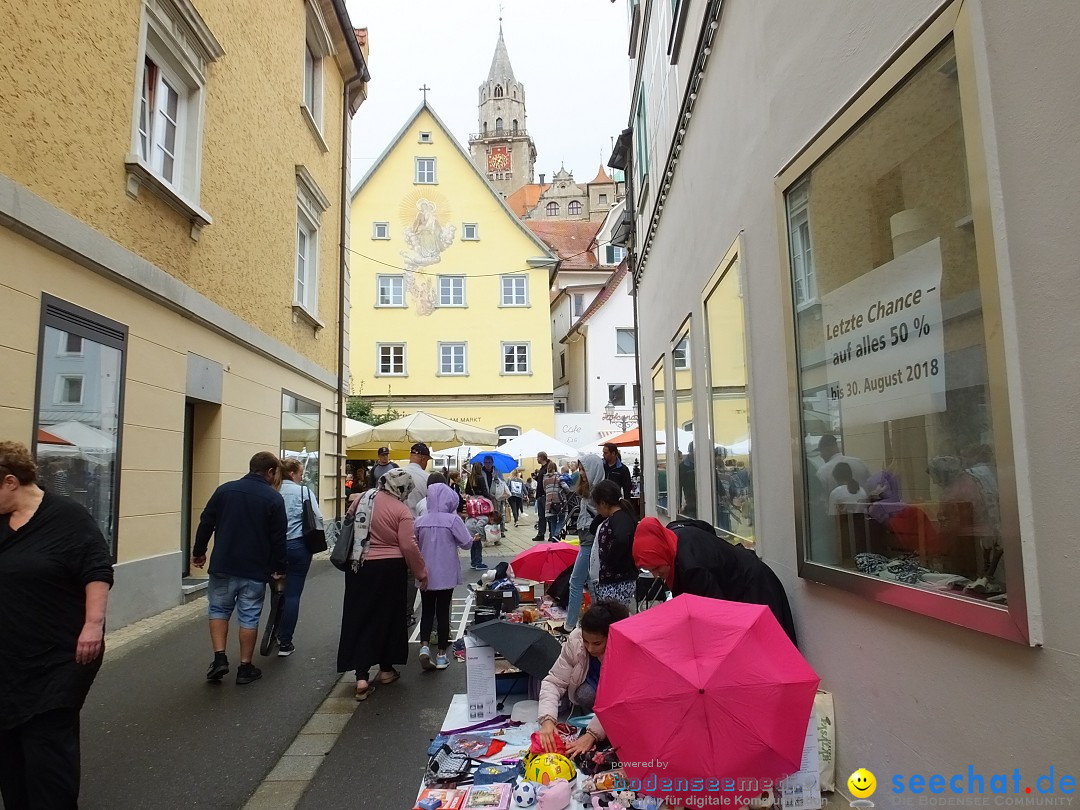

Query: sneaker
left=419, top=646, right=436, bottom=671
left=277, top=642, right=295, bottom=657
left=471, top=563, right=489, bottom=571
left=532, top=536, right=546, bottom=542
left=206, top=657, right=229, bottom=682
left=435, top=654, right=449, bottom=670
left=236, top=663, right=262, bottom=685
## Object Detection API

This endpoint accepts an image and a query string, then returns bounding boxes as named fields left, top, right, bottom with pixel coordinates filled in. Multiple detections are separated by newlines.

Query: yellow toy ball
left=524, top=753, right=577, bottom=785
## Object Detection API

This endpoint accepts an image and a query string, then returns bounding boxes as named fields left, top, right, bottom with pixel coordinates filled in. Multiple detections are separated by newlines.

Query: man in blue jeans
left=192, top=451, right=287, bottom=685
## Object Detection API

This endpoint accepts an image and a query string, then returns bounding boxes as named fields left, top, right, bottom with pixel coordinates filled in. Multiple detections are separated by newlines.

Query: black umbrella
left=468, top=619, right=562, bottom=680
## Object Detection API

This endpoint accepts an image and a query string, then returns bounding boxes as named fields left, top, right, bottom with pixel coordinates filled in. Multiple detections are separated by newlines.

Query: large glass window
left=672, top=324, right=696, bottom=519
left=651, top=361, right=667, bottom=514
left=33, top=297, right=127, bottom=559
left=787, top=40, right=1014, bottom=608
left=704, top=245, right=754, bottom=546
left=281, top=393, right=319, bottom=497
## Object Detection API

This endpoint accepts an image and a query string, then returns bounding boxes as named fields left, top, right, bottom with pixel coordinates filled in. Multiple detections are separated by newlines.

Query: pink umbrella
left=510, top=542, right=580, bottom=583
left=594, top=595, right=819, bottom=802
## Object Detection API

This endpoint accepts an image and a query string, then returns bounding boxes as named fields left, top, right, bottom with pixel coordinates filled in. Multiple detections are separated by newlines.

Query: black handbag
left=329, top=513, right=354, bottom=571
left=301, top=486, right=327, bottom=554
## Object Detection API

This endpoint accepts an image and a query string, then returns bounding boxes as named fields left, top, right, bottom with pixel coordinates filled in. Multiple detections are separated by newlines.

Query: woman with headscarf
left=558, top=454, right=606, bottom=634
left=633, top=517, right=798, bottom=645
left=337, top=468, right=428, bottom=701
left=414, top=483, right=474, bottom=671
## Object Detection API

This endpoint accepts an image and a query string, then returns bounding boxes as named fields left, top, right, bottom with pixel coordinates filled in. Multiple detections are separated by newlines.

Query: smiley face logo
left=848, top=768, right=877, bottom=798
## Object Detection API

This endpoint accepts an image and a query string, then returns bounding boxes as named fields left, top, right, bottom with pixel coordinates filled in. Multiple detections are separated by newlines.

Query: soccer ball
left=513, top=781, right=539, bottom=807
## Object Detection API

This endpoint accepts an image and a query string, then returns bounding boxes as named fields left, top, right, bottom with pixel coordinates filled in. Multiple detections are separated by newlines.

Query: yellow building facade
left=349, top=104, right=556, bottom=445
left=0, top=0, right=368, bottom=627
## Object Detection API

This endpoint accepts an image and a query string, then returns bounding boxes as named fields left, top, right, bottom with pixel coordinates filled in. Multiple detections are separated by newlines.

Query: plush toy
left=536, top=779, right=572, bottom=810
left=613, top=790, right=636, bottom=809
left=512, top=781, right=539, bottom=808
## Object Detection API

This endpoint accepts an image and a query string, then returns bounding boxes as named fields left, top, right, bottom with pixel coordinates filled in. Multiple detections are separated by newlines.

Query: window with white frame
left=128, top=0, right=222, bottom=212
left=501, top=276, right=528, bottom=306
left=438, top=276, right=466, bottom=307
left=568, top=200, right=583, bottom=216
left=294, top=168, right=330, bottom=319
left=572, top=293, right=585, bottom=318
left=415, top=158, right=437, bottom=184
left=55, top=375, right=85, bottom=406
left=615, top=328, right=637, bottom=355
left=302, top=0, right=333, bottom=136
left=605, top=244, right=627, bottom=265
left=462, top=223, right=479, bottom=241
left=673, top=336, right=690, bottom=369
left=502, top=343, right=530, bottom=374
left=438, top=342, right=467, bottom=375
left=377, top=275, right=405, bottom=307
left=59, top=334, right=84, bottom=356
left=496, top=426, right=520, bottom=446
left=419, top=131, right=432, bottom=143
left=377, top=344, right=406, bottom=375
left=373, top=222, right=389, bottom=240
left=546, top=201, right=560, bottom=217
left=786, top=179, right=817, bottom=306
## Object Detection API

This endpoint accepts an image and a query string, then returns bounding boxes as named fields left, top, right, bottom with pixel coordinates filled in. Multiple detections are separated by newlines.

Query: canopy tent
left=496, top=429, right=579, bottom=462
left=345, top=411, right=498, bottom=458
left=44, top=421, right=116, bottom=454
left=343, top=418, right=373, bottom=436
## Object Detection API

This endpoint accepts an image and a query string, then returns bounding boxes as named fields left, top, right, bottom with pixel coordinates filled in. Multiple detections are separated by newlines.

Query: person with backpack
left=507, top=471, right=526, bottom=527
left=463, top=497, right=497, bottom=571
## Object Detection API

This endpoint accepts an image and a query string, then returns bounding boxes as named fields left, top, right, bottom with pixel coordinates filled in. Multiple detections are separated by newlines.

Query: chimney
left=539, top=173, right=545, bottom=185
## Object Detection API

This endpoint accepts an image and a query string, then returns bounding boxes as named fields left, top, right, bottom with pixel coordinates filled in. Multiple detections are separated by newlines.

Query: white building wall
left=629, top=0, right=1080, bottom=794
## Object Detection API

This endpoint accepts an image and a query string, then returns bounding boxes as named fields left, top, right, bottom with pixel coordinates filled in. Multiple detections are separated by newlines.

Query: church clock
left=487, top=146, right=511, bottom=172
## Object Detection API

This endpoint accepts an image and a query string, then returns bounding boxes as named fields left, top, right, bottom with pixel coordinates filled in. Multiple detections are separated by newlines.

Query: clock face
left=488, top=147, right=511, bottom=172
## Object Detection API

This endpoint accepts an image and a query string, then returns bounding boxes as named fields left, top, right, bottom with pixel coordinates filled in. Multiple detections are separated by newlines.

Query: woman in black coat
left=633, top=516, right=798, bottom=645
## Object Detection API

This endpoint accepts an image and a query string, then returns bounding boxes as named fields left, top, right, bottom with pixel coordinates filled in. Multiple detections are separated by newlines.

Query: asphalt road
left=79, top=560, right=347, bottom=809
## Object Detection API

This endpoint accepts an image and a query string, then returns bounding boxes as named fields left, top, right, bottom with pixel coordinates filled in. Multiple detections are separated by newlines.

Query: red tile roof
left=506, top=183, right=550, bottom=217
left=525, top=220, right=602, bottom=270
left=589, top=164, right=613, bottom=185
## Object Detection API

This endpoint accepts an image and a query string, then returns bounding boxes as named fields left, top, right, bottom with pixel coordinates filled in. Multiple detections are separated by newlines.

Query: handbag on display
left=300, top=486, right=327, bottom=554
left=424, top=743, right=473, bottom=787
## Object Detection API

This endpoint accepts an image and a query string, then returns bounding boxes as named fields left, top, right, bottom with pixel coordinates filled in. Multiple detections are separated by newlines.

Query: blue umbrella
left=471, top=450, right=517, bottom=474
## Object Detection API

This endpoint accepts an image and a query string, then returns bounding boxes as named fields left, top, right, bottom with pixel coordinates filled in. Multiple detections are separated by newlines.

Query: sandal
left=378, top=669, right=401, bottom=685
left=355, top=681, right=374, bottom=701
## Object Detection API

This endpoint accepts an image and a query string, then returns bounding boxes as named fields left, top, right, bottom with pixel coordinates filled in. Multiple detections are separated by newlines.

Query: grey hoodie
left=576, top=454, right=606, bottom=536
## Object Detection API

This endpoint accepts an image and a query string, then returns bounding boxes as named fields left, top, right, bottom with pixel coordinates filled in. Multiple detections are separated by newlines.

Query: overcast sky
left=344, top=0, right=632, bottom=189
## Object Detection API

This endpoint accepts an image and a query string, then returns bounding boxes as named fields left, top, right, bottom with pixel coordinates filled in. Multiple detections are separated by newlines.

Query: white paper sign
left=779, top=714, right=823, bottom=810
left=465, top=636, right=497, bottom=721
left=821, top=238, right=946, bottom=427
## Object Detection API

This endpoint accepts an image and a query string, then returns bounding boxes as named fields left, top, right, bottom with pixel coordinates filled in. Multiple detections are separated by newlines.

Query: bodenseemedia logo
left=851, top=765, right=1077, bottom=806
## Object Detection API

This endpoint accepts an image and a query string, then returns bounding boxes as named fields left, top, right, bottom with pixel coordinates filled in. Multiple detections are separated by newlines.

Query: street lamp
left=602, top=401, right=638, bottom=433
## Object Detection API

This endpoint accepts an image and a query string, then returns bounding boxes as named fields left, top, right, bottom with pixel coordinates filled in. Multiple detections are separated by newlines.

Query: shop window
left=652, top=360, right=667, bottom=515
left=704, top=241, right=754, bottom=545
left=782, top=32, right=1026, bottom=639
left=281, top=392, right=320, bottom=497
left=33, top=296, right=127, bottom=560
left=672, top=322, right=696, bottom=519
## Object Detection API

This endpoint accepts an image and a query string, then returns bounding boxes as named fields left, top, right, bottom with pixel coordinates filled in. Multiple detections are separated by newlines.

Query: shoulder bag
left=300, top=486, right=327, bottom=554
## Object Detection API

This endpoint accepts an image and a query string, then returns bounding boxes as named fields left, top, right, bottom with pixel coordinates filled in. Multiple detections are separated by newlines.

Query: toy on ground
left=536, top=779, right=572, bottom=810
left=512, top=781, right=539, bottom=808
left=523, top=752, right=576, bottom=785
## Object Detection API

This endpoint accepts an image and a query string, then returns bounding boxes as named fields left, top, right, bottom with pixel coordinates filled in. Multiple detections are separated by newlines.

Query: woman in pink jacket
left=537, top=600, right=630, bottom=756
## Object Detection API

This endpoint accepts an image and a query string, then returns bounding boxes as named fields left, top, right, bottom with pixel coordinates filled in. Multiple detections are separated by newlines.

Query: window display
left=786, top=39, right=1013, bottom=607
left=281, top=392, right=320, bottom=497
left=651, top=361, right=667, bottom=514
left=672, top=324, right=695, bottom=519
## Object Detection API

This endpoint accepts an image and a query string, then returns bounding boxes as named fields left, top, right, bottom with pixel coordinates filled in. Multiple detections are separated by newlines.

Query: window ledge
left=436, top=372, right=470, bottom=377
left=796, top=299, right=822, bottom=314
left=300, top=105, right=330, bottom=153
left=374, top=303, right=408, bottom=309
left=374, top=372, right=408, bottom=377
left=637, top=174, right=651, bottom=215
left=500, top=372, right=533, bottom=377
left=125, top=156, right=212, bottom=239
left=292, top=304, right=324, bottom=331
left=437, top=304, right=469, bottom=309
left=498, top=303, right=530, bottom=308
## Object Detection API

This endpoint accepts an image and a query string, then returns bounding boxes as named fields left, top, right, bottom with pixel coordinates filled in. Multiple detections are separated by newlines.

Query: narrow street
left=68, top=521, right=536, bottom=809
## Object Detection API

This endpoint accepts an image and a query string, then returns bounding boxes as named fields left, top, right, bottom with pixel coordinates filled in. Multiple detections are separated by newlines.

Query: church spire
left=487, top=23, right=516, bottom=84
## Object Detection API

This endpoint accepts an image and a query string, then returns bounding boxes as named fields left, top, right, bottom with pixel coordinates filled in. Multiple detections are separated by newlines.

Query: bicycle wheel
left=260, top=586, right=284, bottom=656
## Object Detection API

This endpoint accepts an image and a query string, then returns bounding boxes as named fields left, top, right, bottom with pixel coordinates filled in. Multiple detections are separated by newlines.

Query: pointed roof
left=350, top=101, right=556, bottom=261
left=553, top=166, right=574, bottom=182
left=589, top=164, right=613, bottom=185
left=507, top=183, right=550, bottom=217
left=526, top=220, right=602, bottom=271
left=488, top=23, right=516, bottom=84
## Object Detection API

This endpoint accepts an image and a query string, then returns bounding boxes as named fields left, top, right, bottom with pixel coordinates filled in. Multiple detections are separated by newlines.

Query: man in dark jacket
left=602, top=443, right=634, bottom=506
left=531, top=451, right=549, bottom=541
left=193, top=451, right=287, bottom=685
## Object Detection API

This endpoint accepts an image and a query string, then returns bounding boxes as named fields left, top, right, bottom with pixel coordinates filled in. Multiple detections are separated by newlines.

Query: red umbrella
left=600, top=427, right=641, bottom=447
left=510, top=542, right=580, bottom=583
left=594, top=595, right=819, bottom=802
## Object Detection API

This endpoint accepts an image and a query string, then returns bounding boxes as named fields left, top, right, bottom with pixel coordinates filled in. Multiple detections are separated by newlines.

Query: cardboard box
left=464, top=636, right=497, bottom=721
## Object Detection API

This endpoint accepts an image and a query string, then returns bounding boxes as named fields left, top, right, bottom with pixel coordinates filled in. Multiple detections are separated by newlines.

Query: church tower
left=469, top=23, right=537, bottom=197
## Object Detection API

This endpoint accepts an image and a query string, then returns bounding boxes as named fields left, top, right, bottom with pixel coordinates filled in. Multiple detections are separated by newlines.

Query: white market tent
left=497, top=429, right=579, bottom=462
left=45, top=421, right=116, bottom=453
left=345, top=411, right=498, bottom=457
